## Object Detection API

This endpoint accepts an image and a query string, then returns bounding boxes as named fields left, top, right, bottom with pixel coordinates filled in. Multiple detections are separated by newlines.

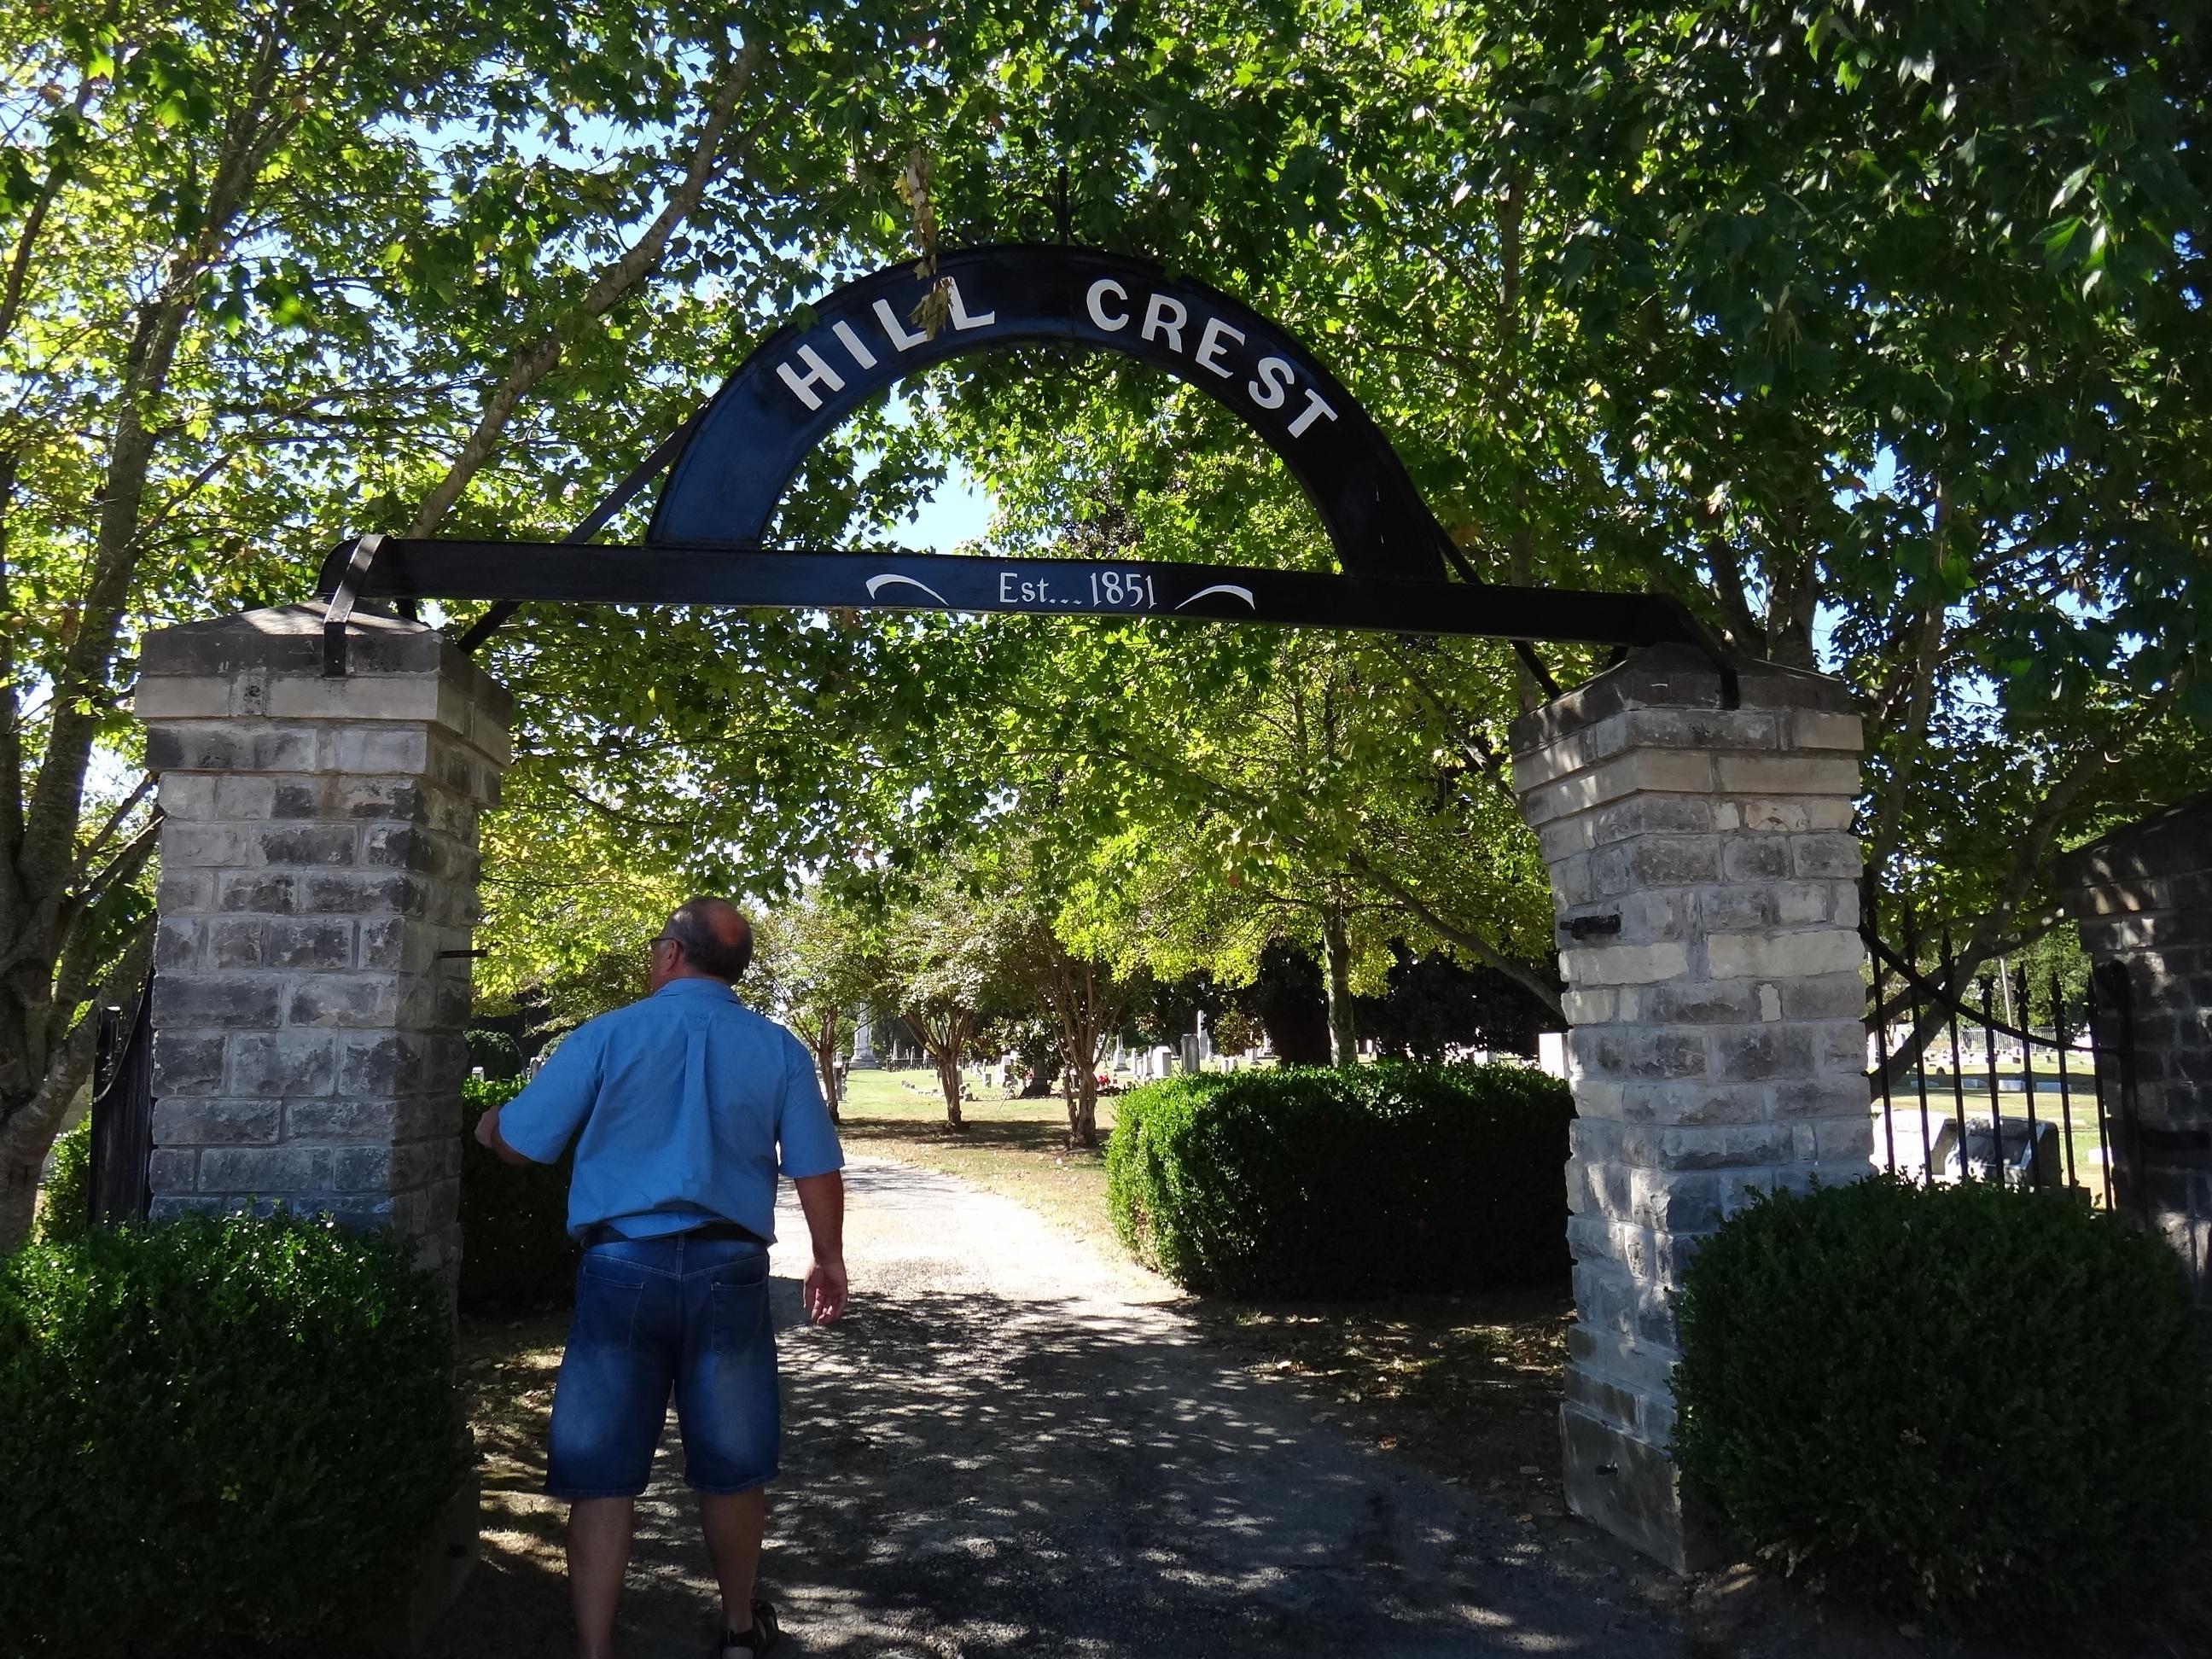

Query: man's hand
left=802, top=1257, right=847, bottom=1325
left=473, top=1106, right=533, bottom=1167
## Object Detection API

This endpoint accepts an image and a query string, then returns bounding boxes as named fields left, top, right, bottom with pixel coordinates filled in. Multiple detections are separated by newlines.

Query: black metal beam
left=317, top=536, right=1725, bottom=655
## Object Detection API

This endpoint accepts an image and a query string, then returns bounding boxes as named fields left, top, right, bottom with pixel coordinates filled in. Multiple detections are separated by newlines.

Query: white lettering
left=1086, top=277, right=1129, bottom=331
left=999, top=572, right=1016, bottom=602
left=946, top=277, right=996, bottom=330
left=1141, top=293, right=1188, bottom=352
left=1287, top=386, right=1340, bottom=438
left=1194, top=317, right=1245, bottom=377
left=1249, top=355, right=1295, bottom=410
left=873, top=297, right=932, bottom=352
left=776, top=343, right=846, bottom=411
left=831, top=320, right=878, bottom=370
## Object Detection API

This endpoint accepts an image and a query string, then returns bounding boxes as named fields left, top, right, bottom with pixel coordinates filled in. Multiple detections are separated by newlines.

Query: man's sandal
left=719, top=1597, right=782, bottom=1656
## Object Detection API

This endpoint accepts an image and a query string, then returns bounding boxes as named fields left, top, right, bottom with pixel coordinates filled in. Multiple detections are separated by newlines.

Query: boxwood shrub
left=458, top=1073, right=577, bottom=1311
left=32, top=1115, right=90, bottom=1243
left=0, top=1212, right=467, bottom=1654
left=1106, top=1061, right=1573, bottom=1295
left=1674, top=1176, right=2212, bottom=1632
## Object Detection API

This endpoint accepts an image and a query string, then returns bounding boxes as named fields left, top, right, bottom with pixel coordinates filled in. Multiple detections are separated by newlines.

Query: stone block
left=156, top=868, right=215, bottom=912
left=333, top=1145, right=395, bottom=1192
left=1729, top=797, right=1809, bottom=834
left=210, top=917, right=265, bottom=969
left=218, top=871, right=298, bottom=914
left=1790, top=832, right=1865, bottom=878
left=154, top=975, right=282, bottom=1030
left=1706, top=928, right=1863, bottom=981
left=1720, top=836, right=1792, bottom=882
left=255, top=823, right=361, bottom=867
left=154, top=917, right=202, bottom=970
left=152, top=1031, right=227, bottom=1096
left=1779, top=971, right=1867, bottom=1022
left=1577, top=1027, right=1709, bottom=1082
left=212, top=775, right=277, bottom=820
left=1621, top=1080, right=1787, bottom=1126
left=154, top=1097, right=282, bottom=1147
left=198, top=1144, right=336, bottom=1193
left=1561, top=988, right=1616, bottom=1025
left=1627, top=837, right=1723, bottom=887
left=1591, top=795, right=1715, bottom=843
left=1560, top=941, right=1691, bottom=988
left=1709, top=1024, right=1817, bottom=1082
left=339, top=1032, right=428, bottom=1094
left=148, top=1148, right=199, bottom=1195
left=1790, top=710, right=1866, bottom=751
left=1712, top=754, right=1861, bottom=797
left=329, top=725, right=431, bottom=775
left=287, top=975, right=403, bottom=1029
left=157, top=773, right=217, bottom=819
left=1560, top=1404, right=1721, bottom=1576
left=1621, top=981, right=1761, bottom=1026
left=268, top=918, right=356, bottom=970
left=302, top=870, right=432, bottom=916
left=225, top=1032, right=337, bottom=1097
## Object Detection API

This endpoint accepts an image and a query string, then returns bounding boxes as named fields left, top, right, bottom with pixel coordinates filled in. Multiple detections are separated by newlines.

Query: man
left=474, top=896, right=846, bottom=1659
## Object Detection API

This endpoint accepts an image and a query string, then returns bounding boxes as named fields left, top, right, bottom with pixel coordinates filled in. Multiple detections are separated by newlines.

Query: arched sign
left=650, top=245, right=1455, bottom=583
left=316, top=242, right=1731, bottom=697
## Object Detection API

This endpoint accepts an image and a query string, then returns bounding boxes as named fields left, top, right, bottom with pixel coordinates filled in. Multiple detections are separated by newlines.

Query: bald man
left=475, top=896, right=846, bottom=1659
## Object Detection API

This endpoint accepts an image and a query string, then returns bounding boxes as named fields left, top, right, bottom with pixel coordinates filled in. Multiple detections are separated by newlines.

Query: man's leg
left=568, top=1496, right=637, bottom=1659
left=701, top=1488, right=768, bottom=1633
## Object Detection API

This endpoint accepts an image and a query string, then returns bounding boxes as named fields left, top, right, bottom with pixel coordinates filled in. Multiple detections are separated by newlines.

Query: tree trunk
left=935, top=1051, right=964, bottom=1130
left=1322, top=900, right=1359, bottom=1066
left=809, top=1010, right=842, bottom=1122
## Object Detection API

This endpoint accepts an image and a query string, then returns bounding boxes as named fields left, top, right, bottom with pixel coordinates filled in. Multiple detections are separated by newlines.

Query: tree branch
left=404, top=44, right=759, bottom=538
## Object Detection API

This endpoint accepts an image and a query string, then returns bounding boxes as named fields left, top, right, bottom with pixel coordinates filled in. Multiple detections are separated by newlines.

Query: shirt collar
left=652, top=976, right=737, bottom=1001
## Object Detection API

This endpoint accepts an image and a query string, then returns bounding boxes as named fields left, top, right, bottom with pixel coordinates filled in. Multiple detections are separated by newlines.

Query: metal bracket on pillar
left=322, top=533, right=383, bottom=678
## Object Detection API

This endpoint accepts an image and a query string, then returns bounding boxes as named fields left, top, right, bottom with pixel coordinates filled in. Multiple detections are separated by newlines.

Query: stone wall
left=138, top=604, right=509, bottom=1285
left=1510, top=644, right=1870, bottom=1571
left=2057, top=792, right=2212, bottom=1305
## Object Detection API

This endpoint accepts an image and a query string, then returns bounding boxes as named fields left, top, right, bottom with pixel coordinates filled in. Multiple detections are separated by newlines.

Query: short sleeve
left=776, top=1033, right=844, bottom=1179
left=496, top=1025, right=602, bottom=1164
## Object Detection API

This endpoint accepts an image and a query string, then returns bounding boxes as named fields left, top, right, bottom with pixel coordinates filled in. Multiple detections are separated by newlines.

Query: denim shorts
left=544, top=1232, right=777, bottom=1499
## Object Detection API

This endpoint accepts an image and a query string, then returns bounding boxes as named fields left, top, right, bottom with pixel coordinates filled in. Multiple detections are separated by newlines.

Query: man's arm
left=793, top=1170, right=846, bottom=1324
left=472, top=1106, right=535, bottom=1167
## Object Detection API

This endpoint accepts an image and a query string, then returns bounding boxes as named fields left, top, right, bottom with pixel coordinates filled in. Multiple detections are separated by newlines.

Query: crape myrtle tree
left=745, top=888, right=884, bottom=1120
left=0, top=0, right=1050, bottom=1246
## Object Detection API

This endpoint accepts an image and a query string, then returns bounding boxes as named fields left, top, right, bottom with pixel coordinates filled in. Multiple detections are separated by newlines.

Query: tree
left=0, top=0, right=1037, bottom=1244
left=748, top=890, right=882, bottom=1121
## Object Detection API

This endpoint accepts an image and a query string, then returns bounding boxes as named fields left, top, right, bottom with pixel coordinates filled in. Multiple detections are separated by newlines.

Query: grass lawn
left=832, top=1066, right=1575, bottom=1524
left=831, top=1066, right=1122, bottom=1256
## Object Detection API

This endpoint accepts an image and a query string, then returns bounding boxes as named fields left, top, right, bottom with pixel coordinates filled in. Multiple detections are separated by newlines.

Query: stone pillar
left=1509, top=644, right=1871, bottom=1572
left=2057, top=793, right=2212, bottom=1306
left=137, top=603, right=509, bottom=1287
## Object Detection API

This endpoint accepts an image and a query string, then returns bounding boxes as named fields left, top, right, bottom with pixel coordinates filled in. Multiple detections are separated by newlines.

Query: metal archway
left=316, top=244, right=1732, bottom=696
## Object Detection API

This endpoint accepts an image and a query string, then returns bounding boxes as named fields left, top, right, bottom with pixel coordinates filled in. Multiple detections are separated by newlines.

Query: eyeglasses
left=646, top=934, right=678, bottom=957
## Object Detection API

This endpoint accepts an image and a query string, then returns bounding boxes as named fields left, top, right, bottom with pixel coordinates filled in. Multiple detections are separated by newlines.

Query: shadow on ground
left=431, top=1271, right=1677, bottom=1659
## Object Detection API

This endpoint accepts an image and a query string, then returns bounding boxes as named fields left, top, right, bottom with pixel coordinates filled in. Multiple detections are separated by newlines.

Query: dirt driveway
left=428, top=1156, right=1682, bottom=1658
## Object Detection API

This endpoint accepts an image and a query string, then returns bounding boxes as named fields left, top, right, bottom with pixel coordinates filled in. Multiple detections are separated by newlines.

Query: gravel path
left=430, top=1155, right=1683, bottom=1658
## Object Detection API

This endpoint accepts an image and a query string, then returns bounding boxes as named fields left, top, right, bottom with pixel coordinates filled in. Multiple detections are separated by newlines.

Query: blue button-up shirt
left=496, top=977, right=843, bottom=1242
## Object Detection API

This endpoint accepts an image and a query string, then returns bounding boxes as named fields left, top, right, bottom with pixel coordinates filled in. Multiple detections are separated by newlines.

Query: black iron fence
left=88, top=977, right=154, bottom=1226
left=1861, top=901, right=2137, bottom=1213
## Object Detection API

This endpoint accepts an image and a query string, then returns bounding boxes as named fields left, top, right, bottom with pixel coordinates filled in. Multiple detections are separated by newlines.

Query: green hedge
left=459, top=1074, right=576, bottom=1311
left=0, top=1212, right=466, bottom=1653
left=1674, top=1177, right=2212, bottom=1632
left=32, top=1115, right=90, bottom=1244
left=1106, top=1061, right=1573, bottom=1296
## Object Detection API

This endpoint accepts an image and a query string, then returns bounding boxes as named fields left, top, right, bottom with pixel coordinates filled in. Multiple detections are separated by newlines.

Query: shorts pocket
left=708, top=1272, right=769, bottom=1354
left=573, top=1261, right=647, bottom=1352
